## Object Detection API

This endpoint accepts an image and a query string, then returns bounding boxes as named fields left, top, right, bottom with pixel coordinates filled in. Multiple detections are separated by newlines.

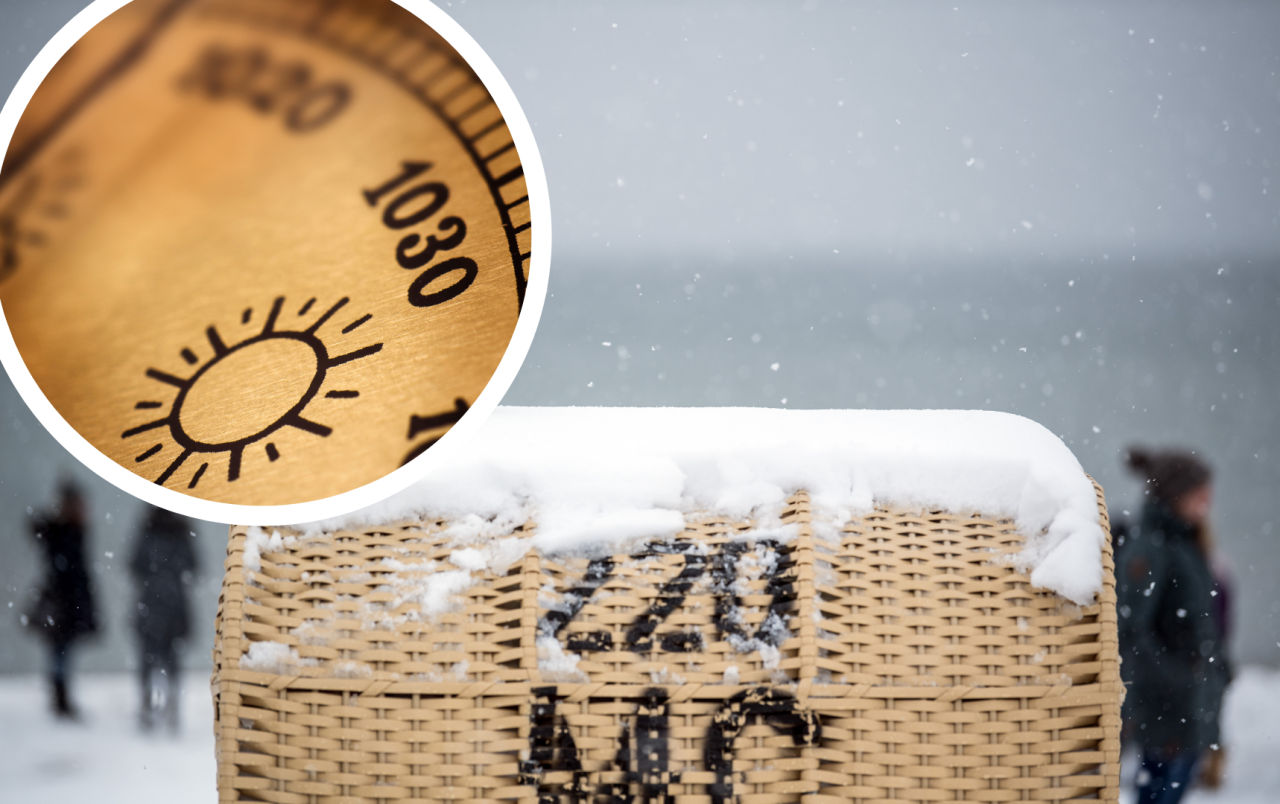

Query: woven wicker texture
left=213, top=482, right=1119, bottom=804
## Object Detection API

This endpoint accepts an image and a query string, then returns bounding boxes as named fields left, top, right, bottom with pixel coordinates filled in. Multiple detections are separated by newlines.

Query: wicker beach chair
left=213, top=481, right=1119, bottom=804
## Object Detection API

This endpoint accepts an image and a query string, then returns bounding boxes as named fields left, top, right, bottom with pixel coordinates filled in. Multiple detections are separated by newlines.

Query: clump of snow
left=401, top=569, right=472, bottom=617
left=536, top=636, right=587, bottom=682
left=242, top=526, right=283, bottom=573
left=332, top=661, right=373, bottom=680
left=729, top=634, right=782, bottom=670
left=437, top=510, right=528, bottom=544
left=649, top=667, right=686, bottom=685
left=290, top=622, right=330, bottom=646
left=449, top=547, right=488, bottom=572
left=536, top=508, right=687, bottom=555
left=300, top=408, right=1107, bottom=605
left=238, top=641, right=318, bottom=674
left=1016, top=508, right=1106, bottom=606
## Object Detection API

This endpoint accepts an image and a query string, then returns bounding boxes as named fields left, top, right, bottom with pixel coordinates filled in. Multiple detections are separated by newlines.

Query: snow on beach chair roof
left=303, top=406, right=1108, bottom=606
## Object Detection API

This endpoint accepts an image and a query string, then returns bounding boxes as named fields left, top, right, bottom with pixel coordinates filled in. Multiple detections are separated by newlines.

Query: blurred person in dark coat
left=129, top=505, right=198, bottom=731
left=1196, top=527, right=1235, bottom=791
left=1117, top=447, right=1230, bottom=804
left=25, top=481, right=98, bottom=719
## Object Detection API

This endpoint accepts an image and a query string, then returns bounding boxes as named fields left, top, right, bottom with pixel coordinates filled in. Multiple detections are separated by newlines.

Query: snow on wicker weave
left=298, top=407, right=1107, bottom=606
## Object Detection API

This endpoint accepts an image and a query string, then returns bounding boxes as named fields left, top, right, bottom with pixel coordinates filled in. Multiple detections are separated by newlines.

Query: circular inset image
left=0, top=0, right=549, bottom=522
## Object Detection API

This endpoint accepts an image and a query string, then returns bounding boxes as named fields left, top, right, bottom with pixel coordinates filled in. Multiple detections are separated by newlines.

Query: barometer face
left=0, top=0, right=548, bottom=518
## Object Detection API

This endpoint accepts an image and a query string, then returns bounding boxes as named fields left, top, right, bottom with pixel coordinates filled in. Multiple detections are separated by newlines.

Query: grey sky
left=447, top=0, right=1280, bottom=261
left=3, top=1, right=1278, bottom=260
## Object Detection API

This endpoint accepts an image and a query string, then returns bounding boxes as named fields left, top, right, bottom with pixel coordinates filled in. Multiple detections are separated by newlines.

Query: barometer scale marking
left=4, top=0, right=534, bottom=299
left=201, top=0, right=533, bottom=307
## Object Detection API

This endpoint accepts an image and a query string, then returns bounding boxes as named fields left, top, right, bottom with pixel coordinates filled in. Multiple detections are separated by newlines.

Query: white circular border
left=0, top=0, right=550, bottom=525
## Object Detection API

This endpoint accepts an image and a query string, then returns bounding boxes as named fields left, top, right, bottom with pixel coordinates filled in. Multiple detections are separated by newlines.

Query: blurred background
left=1, top=1, right=1277, bottom=800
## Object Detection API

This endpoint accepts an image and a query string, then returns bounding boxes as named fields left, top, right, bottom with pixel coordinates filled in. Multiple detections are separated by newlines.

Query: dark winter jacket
left=129, top=508, right=198, bottom=649
left=28, top=516, right=98, bottom=642
left=1116, top=500, right=1228, bottom=755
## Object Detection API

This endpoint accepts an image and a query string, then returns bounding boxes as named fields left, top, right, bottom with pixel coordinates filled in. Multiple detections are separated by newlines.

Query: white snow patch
left=728, top=635, right=781, bottom=670
left=1020, top=509, right=1106, bottom=605
left=438, top=510, right=529, bottom=544
left=447, top=661, right=470, bottom=681
left=331, top=661, right=373, bottom=680
left=536, top=636, right=588, bottom=682
left=241, top=527, right=284, bottom=572
left=536, top=507, right=686, bottom=555
left=649, top=667, right=686, bottom=685
left=238, top=641, right=317, bottom=674
left=449, top=548, right=488, bottom=572
left=405, top=569, right=472, bottom=617
left=291, top=621, right=330, bottom=646
left=300, top=407, right=1107, bottom=604
left=447, top=537, right=530, bottom=577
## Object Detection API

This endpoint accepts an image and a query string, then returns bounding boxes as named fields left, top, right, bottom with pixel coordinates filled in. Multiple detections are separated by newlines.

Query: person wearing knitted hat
left=1117, top=446, right=1232, bottom=804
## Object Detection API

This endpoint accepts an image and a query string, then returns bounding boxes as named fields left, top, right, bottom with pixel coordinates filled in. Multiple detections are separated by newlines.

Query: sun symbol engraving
left=122, top=295, right=382, bottom=489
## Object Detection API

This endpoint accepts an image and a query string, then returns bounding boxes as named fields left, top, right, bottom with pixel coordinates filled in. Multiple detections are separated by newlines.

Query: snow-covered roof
left=301, top=407, right=1106, bottom=605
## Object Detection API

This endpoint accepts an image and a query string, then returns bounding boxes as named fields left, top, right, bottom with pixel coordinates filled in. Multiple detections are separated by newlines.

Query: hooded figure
left=1117, top=447, right=1229, bottom=804
left=129, top=505, right=198, bottom=731
left=26, top=481, right=98, bottom=718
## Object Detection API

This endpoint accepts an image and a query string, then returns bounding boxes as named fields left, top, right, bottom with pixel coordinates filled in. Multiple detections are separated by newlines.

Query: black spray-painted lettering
left=521, top=686, right=817, bottom=804
left=543, top=539, right=794, bottom=656
left=521, top=687, right=589, bottom=804
left=705, top=688, right=822, bottom=804
left=539, top=557, right=615, bottom=652
left=712, top=539, right=796, bottom=649
left=626, top=542, right=708, bottom=654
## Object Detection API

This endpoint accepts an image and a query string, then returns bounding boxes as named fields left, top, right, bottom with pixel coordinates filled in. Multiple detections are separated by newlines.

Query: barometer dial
left=0, top=0, right=538, bottom=506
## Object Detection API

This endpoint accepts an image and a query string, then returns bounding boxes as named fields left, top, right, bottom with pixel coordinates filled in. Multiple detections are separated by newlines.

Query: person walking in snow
left=25, top=481, right=98, bottom=719
left=129, top=505, right=198, bottom=732
left=1117, top=447, right=1230, bottom=804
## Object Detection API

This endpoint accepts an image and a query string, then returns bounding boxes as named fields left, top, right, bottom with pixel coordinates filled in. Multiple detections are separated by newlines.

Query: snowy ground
left=1, top=667, right=1277, bottom=803
left=0, top=672, right=216, bottom=804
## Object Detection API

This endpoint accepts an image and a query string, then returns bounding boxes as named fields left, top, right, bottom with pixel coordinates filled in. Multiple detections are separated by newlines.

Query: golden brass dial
left=0, top=0, right=537, bottom=506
